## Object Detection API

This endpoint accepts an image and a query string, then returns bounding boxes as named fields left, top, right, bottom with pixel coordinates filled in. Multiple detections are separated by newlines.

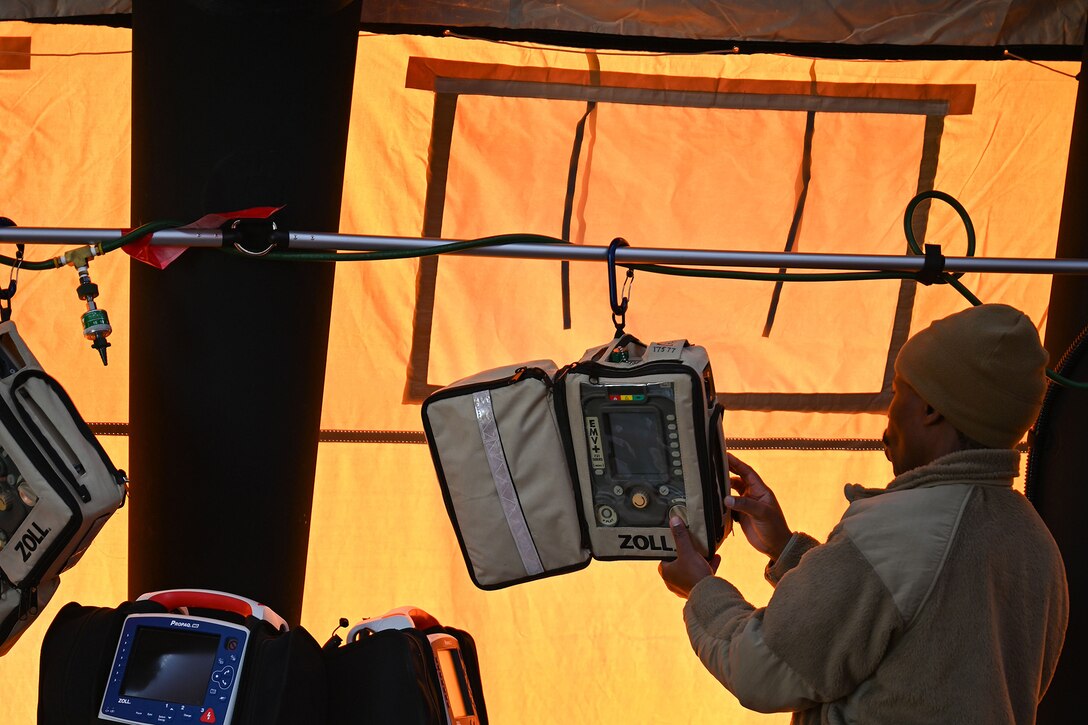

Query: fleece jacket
left=683, top=449, right=1068, bottom=725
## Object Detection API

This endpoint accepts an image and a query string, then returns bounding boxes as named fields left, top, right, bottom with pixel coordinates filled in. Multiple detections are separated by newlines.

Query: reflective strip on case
left=472, top=390, right=544, bottom=577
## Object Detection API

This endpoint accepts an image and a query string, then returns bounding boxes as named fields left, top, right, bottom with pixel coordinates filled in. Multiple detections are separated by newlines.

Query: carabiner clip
left=0, top=218, right=20, bottom=323
left=607, top=237, right=633, bottom=334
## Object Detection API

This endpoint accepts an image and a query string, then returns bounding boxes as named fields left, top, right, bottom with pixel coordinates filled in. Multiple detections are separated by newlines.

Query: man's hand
left=659, top=517, right=721, bottom=599
left=727, top=453, right=792, bottom=561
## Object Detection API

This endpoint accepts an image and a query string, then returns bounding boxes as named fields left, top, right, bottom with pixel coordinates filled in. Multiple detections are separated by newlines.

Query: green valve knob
left=608, top=345, right=629, bottom=363
left=81, top=309, right=112, bottom=366
left=74, top=264, right=112, bottom=366
left=82, top=308, right=111, bottom=337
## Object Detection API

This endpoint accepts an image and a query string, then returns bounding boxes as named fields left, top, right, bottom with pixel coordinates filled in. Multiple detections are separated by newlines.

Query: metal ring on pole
left=229, top=218, right=278, bottom=257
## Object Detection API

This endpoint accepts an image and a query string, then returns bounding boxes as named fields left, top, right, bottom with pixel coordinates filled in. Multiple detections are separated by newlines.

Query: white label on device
left=586, top=417, right=605, bottom=470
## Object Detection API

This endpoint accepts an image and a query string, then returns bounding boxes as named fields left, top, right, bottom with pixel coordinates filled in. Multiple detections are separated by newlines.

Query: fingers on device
left=351, top=608, right=481, bottom=725
left=99, top=589, right=286, bottom=725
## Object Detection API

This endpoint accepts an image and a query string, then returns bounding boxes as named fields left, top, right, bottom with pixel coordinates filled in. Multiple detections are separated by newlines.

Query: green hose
left=246, top=233, right=570, bottom=262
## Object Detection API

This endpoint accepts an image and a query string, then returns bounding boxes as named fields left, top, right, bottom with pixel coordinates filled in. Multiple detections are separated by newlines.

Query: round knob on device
left=0, top=486, right=16, bottom=512
left=668, top=504, right=688, bottom=526
left=17, top=481, right=38, bottom=507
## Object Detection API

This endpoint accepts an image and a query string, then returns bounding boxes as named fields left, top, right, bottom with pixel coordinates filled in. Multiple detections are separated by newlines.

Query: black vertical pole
left=129, top=0, right=360, bottom=625
left=1035, top=26, right=1088, bottom=725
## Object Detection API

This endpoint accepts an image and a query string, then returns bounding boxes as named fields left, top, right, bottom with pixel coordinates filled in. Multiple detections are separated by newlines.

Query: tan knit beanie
left=893, top=304, right=1049, bottom=449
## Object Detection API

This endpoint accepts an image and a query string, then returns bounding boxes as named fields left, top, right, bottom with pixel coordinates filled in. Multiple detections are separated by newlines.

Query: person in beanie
left=660, top=304, right=1069, bottom=724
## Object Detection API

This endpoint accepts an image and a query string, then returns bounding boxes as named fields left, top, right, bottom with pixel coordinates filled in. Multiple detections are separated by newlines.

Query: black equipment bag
left=37, top=592, right=326, bottom=725
left=232, top=619, right=327, bottom=725
left=325, top=627, right=447, bottom=725
left=38, top=600, right=160, bottom=725
left=326, top=607, right=488, bottom=725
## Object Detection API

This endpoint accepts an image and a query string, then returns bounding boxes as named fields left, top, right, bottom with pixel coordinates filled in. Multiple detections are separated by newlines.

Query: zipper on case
left=16, top=388, right=91, bottom=503
left=0, top=577, right=16, bottom=645
left=550, top=364, right=592, bottom=550
left=18, top=584, right=37, bottom=620
left=17, top=389, right=85, bottom=474
left=424, top=366, right=553, bottom=405
left=1026, top=322, right=1088, bottom=502
left=11, top=369, right=123, bottom=492
left=726, top=437, right=889, bottom=452
left=11, top=377, right=92, bottom=502
left=116, top=469, right=129, bottom=508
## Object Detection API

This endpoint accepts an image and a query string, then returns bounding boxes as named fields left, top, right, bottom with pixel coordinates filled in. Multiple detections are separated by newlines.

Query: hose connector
left=72, top=255, right=111, bottom=366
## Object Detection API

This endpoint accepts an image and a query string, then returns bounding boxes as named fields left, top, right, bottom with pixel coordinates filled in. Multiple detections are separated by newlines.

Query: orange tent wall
left=0, top=24, right=1080, bottom=723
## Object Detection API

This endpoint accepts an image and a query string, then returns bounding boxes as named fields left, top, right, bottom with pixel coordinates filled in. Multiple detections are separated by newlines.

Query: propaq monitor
left=99, top=613, right=250, bottom=725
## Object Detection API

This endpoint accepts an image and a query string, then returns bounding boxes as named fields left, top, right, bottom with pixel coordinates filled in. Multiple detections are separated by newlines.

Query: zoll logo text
left=619, top=534, right=675, bottom=552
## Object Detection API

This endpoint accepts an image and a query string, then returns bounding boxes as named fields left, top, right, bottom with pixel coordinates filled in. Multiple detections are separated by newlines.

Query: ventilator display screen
left=120, top=627, right=219, bottom=706
left=605, top=411, right=668, bottom=476
left=582, top=381, right=684, bottom=529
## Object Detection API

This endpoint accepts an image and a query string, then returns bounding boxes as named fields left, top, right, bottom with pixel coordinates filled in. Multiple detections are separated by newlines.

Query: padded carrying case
left=0, top=320, right=127, bottom=655
left=325, top=612, right=488, bottom=725
left=423, top=360, right=591, bottom=589
left=38, top=590, right=326, bottom=725
left=422, top=336, right=729, bottom=590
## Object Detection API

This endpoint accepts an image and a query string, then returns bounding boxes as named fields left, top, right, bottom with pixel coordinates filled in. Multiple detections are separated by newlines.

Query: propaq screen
left=119, top=626, right=219, bottom=706
left=606, top=411, right=668, bottom=476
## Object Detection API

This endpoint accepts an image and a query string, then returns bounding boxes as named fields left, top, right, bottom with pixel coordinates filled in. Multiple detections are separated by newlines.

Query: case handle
left=383, top=605, right=442, bottom=631
left=346, top=606, right=443, bottom=643
left=589, top=332, right=645, bottom=363
left=138, top=588, right=289, bottom=631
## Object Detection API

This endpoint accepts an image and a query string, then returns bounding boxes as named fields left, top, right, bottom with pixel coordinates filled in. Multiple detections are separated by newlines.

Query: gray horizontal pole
left=0, top=227, right=225, bottom=247
left=2, top=226, right=1087, bottom=274
left=288, top=232, right=1088, bottom=274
